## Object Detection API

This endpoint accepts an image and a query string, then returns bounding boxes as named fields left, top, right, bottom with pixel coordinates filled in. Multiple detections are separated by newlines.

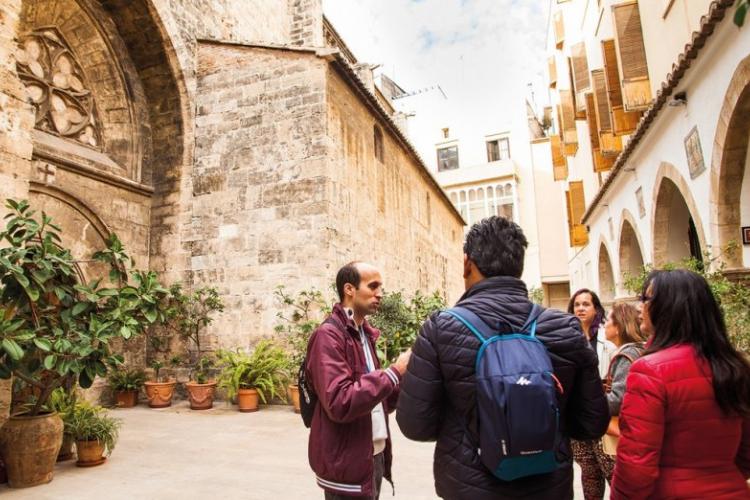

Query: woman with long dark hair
left=567, top=289, right=616, bottom=500
left=612, top=269, right=750, bottom=499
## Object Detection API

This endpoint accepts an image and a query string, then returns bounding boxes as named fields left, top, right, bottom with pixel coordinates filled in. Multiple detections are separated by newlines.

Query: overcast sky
left=323, top=0, right=550, bottom=168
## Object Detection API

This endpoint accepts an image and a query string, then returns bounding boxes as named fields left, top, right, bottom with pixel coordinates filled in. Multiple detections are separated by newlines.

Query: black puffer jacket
left=396, top=277, right=609, bottom=500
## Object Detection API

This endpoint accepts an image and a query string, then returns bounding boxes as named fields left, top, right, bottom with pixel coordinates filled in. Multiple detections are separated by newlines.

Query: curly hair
left=463, top=216, right=528, bottom=278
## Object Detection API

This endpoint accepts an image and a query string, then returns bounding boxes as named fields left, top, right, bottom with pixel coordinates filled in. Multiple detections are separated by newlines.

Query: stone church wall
left=325, top=68, right=465, bottom=303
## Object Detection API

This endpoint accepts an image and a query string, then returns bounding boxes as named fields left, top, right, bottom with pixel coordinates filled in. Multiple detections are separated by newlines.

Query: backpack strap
left=443, top=307, right=495, bottom=343
left=520, top=304, right=544, bottom=337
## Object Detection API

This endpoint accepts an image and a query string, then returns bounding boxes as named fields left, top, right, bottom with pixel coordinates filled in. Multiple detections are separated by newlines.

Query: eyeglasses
left=638, top=294, right=653, bottom=303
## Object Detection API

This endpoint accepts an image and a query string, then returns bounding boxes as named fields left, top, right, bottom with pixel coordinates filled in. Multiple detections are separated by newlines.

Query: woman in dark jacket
left=597, top=301, right=645, bottom=482
left=612, top=269, right=750, bottom=499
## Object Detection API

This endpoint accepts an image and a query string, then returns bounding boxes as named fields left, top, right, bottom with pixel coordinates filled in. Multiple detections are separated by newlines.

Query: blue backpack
left=443, top=304, right=563, bottom=481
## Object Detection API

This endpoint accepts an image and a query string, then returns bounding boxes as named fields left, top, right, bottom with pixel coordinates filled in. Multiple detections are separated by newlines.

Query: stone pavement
left=1, top=402, right=596, bottom=499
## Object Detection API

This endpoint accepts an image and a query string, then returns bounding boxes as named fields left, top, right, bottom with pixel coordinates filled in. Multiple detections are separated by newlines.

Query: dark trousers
left=324, top=453, right=384, bottom=500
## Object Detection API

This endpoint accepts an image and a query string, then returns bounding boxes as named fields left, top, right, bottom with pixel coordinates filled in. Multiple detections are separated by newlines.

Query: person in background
left=612, top=269, right=750, bottom=499
left=597, top=302, right=646, bottom=482
left=567, top=288, right=615, bottom=500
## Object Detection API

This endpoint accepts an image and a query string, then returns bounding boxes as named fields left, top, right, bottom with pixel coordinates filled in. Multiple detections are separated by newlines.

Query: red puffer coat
left=612, top=343, right=750, bottom=499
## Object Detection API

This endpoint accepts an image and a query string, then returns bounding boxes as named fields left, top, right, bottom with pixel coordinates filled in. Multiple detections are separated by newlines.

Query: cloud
left=323, top=0, right=548, bottom=168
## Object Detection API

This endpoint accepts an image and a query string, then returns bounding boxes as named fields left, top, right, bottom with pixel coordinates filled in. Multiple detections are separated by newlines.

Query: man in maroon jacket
left=306, top=262, right=411, bottom=499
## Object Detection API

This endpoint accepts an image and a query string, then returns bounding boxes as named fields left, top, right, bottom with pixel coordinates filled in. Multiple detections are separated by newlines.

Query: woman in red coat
left=611, top=269, right=750, bottom=499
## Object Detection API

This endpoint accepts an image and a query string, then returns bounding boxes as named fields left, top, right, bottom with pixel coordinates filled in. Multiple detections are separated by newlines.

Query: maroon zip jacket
left=306, top=303, right=402, bottom=497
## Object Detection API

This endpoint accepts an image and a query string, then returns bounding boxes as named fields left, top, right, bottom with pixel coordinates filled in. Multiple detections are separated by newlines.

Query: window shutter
left=559, top=92, right=578, bottom=155
left=592, top=69, right=623, bottom=156
left=551, top=135, right=568, bottom=181
left=612, top=1, right=652, bottom=111
left=567, top=181, right=589, bottom=246
left=602, top=39, right=642, bottom=135
left=548, top=56, right=557, bottom=88
left=586, top=93, right=615, bottom=173
left=554, top=11, right=565, bottom=49
left=567, top=58, right=586, bottom=120
left=571, top=42, right=591, bottom=114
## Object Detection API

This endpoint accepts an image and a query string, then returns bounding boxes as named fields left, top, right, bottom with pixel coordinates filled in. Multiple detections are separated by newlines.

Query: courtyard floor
left=1, top=402, right=595, bottom=499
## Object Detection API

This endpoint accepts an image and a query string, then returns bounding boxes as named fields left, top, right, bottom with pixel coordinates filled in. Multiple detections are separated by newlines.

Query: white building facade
left=537, top=0, right=750, bottom=304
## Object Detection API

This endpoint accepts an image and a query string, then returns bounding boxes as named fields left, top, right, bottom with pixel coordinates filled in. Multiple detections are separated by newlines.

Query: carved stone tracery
left=16, top=28, right=102, bottom=149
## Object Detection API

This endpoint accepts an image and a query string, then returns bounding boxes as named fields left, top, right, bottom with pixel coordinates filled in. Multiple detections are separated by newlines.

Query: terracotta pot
left=0, top=412, right=63, bottom=488
left=115, top=390, right=139, bottom=408
left=57, top=433, right=75, bottom=462
left=289, top=384, right=301, bottom=413
left=185, top=381, right=217, bottom=410
left=144, top=380, right=176, bottom=408
left=237, top=388, right=259, bottom=412
left=75, top=440, right=106, bottom=467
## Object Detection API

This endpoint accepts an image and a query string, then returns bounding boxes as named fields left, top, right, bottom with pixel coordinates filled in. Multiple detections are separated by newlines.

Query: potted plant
left=144, top=357, right=179, bottom=408
left=107, top=367, right=146, bottom=408
left=274, top=287, right=329, bottom=413
left=164, top=284, right=223, bottom=410
left=67, top=401, right=121, bottom=467
left=0, top=199, right=169, bottom=487
left=46, top=388, right=77, bottom=462
left=217, top=340, right=289, bottom=412
left=184, top=355, right=216, bottom=410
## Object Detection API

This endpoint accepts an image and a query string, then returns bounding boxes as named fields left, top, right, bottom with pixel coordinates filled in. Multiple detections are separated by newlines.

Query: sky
left=323, top=0, right=550, bottom=169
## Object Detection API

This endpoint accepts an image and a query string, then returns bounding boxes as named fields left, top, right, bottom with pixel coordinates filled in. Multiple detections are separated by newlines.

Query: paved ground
left=1, top=402, right=600, bottom=499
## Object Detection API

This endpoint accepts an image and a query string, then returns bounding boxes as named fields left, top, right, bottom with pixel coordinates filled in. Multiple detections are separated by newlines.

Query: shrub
left=216, top=340, right=289, bottom=404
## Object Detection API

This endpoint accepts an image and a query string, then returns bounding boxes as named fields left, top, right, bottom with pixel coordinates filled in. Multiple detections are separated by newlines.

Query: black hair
left=463, top=216, right=528, bottom=278
left=644, top=269, right=750, bottom=417
left=567, top=288, right=606, bottom=340
left=335, top=261, right=361, bottom=302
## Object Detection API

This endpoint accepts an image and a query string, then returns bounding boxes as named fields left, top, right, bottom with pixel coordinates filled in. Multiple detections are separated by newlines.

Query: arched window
left=374, top=125, right=384, bottom=163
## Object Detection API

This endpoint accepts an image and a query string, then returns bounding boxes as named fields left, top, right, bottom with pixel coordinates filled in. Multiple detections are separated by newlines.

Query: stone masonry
left=0, top=0, right=465, bottom=414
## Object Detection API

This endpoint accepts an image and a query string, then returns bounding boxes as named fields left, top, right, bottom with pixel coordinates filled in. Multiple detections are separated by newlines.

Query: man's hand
left=392, top=348, right=412, bottom=375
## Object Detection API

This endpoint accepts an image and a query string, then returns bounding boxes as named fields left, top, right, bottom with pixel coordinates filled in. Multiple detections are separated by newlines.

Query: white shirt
left=359, top=325, right=387, bottom=455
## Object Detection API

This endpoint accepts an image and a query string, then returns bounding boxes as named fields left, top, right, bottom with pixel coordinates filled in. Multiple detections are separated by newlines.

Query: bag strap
left=443, top=303, right=545, bottom=343
left=605, top=344, right=643, bottom=381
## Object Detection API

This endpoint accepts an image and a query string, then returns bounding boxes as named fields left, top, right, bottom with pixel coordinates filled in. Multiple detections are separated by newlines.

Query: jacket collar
left=331, top=303, right=380, bottom=340
left=458, top=275, right=529, bottom=303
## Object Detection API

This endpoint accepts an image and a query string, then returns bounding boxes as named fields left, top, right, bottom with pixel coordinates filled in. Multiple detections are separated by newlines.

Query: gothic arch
left=651, top=162, right=707, bottom=267
left=711, top=54, right=750, bottom=268
left=617, top=209, right=646, bottom=295
left=597, top=238, right=616, bottom=304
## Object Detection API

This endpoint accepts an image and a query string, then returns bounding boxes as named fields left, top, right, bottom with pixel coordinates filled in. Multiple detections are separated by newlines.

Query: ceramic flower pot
left=57, top=433, right=75, bottom=462
left=237, top=388, right=259, bottom=412
left=75, top=439, right=106, bottom=467
left=115, top=390, right=138, bottom=408
left=144, top=380, right=176, bottom=408
left=0, top=412, right=63, bottom=488
left=185, top=381, right=217, bottom=410
left=288, top=384, right=301, bottom=413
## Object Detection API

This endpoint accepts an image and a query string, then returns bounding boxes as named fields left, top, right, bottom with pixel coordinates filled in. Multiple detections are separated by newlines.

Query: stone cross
left=37, top=162, right=56, bottom=184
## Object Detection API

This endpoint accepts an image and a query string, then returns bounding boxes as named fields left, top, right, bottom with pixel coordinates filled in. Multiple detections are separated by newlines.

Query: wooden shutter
left=548, top=56, right=557, bottom=88
left=602, top=39, right=641, bottom=135
left=571, top=42, right=591, bottom=114
left=566, top=181, right=589, bottom=246
left=559, top=92, right=578, bottom=155
left=591, top=69, right=623, bottom=156
left=586, top=93, right=615, bottom=172
left=612, top=2, right=652, bottom=111
left=551, top=135, right=568, bottom=181
left=566, top=58, right=586, bottom=120
left=554, top=11, right=565, bottom=49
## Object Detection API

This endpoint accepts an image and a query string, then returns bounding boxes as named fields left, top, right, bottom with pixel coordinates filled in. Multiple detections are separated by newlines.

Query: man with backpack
left=396, top=217, right=609, bottom=499
left=305, top=261, right=411, bottom=499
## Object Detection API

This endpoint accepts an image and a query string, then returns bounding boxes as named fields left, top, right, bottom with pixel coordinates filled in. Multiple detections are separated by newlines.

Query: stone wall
left=192, top=42, right=331, bottom=351
left=325, top=67, right=465, bottom=302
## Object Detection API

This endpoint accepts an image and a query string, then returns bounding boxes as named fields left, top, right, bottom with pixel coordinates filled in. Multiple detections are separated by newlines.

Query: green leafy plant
left=622, top=245, right=750, bottom=351
left=273, top=286, right=331, bottom=375
left=46, top=387, right=77, bottom=435
left=148, top=355, right=181, bottom=383
left=370, top=290, right=446, bottom=366
left=164, top=284, right=224, bottom=358
left=736, top=0, right=749, bottom=27
left=0, top=199, right=170, bottom=415
left=529, top=286, right=545, bottom=305
left=107, top=367, right=146, bottom=392
left=216, top=340, right=289, bottom=404
left=66, top=401, right=121, bottom=456
left=192, top=355, right=213, bottom=384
